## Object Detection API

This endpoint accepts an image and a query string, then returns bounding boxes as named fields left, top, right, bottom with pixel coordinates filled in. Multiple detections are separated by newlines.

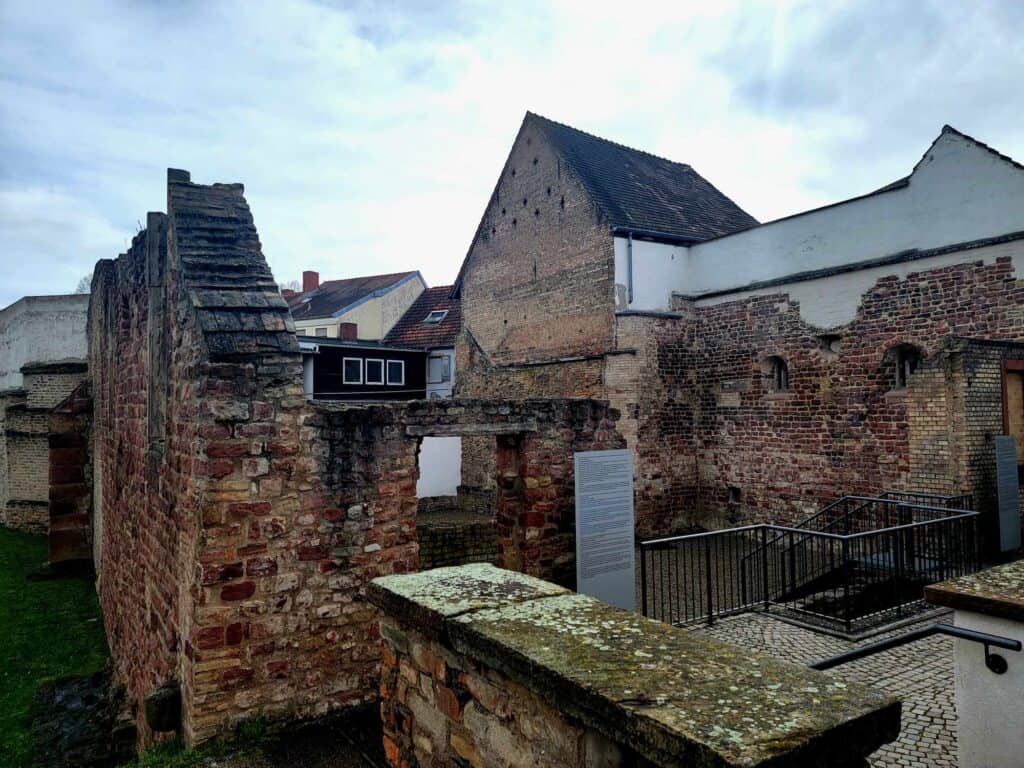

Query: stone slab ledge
left=369, top=564, right=901, bottom=767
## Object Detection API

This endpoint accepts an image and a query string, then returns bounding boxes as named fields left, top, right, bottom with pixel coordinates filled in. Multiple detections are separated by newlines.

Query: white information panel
left=574, top=448, right=635, bottom=611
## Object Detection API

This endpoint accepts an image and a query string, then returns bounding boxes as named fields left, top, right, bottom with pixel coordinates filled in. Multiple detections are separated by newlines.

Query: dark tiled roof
left=531, top=113, right=758, bottom=240
left=287, top=271, right=419, bottom=321
left=383, top=286, right=460, bottom=349
left=167, top=171, right=297, bottom=359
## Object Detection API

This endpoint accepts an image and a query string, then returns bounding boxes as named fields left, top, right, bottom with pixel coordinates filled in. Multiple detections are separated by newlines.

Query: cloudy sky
left=1, top=0, right=1022, bottom=307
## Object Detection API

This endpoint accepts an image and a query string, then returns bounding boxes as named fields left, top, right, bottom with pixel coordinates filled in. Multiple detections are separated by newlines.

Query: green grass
left=128, top=720, right=268, bottom=768
left=0, top=528, right=108, bottom=767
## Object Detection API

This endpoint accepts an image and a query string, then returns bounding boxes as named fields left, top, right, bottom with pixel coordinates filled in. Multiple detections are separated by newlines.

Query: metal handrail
left=810, top=622, right=1021, bottom=674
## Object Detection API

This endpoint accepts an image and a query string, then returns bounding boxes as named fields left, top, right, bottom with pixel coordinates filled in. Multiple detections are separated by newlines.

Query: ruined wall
left=90, top=174, right=303, bottom=745
left=91, top=171, right=626, bottom=748
left=48, top=380, right=92, bottom=563
left=0, top=361, right=88, bottom=533
left=639, top=248, right=1024, bottom=529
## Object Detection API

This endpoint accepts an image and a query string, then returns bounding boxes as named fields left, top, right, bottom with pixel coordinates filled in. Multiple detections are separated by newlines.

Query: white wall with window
left=426, top=347, right=455, bottom=399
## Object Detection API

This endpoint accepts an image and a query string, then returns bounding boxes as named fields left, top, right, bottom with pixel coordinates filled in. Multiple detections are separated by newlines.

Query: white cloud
left=1, top=0, right=1022, bottom=306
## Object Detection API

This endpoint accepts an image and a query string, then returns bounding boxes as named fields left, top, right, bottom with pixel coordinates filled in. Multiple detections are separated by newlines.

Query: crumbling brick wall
left=48, top=380, right=92, bottom=563
left=90, top=170, right=626, bottom=747
left=631, top=248, right=1024, bottom=530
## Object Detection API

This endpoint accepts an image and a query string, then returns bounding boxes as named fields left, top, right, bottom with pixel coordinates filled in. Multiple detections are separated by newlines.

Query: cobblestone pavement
left=689, top=612, right=957, bottom=768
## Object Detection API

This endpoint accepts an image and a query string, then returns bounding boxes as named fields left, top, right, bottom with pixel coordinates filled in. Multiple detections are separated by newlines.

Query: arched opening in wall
left=888, top=343, right=922, bottom=389
left=414, top=435, right=498, bottom=571
left=762, top=355, right=789, bottom=393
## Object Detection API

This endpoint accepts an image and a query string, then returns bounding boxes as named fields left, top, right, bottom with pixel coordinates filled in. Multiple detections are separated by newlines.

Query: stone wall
left=88, top=170, right=626, bottom=748
left=620, top=247, right=1024, bottom=531
left=369, top=564, right=901, bottom=768
left=89, top=174, right=303, bottom=745
left=0, top=361, right=88, bottom=533
left=48, top=380, right=93, bottom=563
left=456, top=118, right=616, bottom=370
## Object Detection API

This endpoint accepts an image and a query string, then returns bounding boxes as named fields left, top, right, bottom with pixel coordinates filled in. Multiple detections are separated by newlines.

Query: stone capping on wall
left=19, top=359, right=89, bottom=376
left=368, top=564, right=901, bottom=767
left=925, top=559, right=1024, bottom=622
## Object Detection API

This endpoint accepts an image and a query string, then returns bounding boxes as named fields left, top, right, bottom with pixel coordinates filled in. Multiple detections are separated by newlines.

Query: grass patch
left=129, top=720, right=268, bottom=768
left=0, top=528, right=108, bottom=767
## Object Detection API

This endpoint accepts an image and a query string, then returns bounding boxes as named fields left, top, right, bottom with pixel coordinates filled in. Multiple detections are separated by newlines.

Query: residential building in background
left=384, top=285, right=461, bottom=399
left=285, top=270, right=425, bottom=340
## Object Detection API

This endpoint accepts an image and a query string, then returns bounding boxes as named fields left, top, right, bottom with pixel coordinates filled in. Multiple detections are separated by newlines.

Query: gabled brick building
left=455, top=115, right=1024, bottom=547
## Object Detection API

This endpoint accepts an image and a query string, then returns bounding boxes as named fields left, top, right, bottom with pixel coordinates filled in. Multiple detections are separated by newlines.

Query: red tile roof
left=383, top=286, right=461, bottom=349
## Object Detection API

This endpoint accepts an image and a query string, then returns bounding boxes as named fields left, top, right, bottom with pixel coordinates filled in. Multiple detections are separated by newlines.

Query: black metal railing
left=639, top=497, right=980, bottom=633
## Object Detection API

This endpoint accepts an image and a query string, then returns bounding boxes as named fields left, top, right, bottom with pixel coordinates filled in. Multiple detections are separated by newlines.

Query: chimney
left=339, top=322, right=358, bottom=341
left=281, top=289, right=296, bottom=299
left=303, top=270, right=320, bottom=293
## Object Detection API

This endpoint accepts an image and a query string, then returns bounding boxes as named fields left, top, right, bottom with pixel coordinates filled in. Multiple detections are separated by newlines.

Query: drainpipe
left=626, top=231, right=634, bottom=306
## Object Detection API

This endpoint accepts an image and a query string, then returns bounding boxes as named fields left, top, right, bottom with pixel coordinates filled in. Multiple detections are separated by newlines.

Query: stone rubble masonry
left=0, top=360, right=88, bottom=533
left=368, top=564, right=901, bottom=768
left=88, top=169, right=626, bottom=748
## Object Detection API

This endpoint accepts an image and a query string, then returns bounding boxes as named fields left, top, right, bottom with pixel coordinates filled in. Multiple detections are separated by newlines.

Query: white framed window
left=365, top=358, right=384, bottom=385
left=315, top=327, right=328, bottom=338
left=342, top=357, right=363, bottom=385
left=423, top=310, right=448, bottom=325
left=427, top=354, right=450, bottom=384
left=296, top=328, right=307, bottom=336
left=387, top=360, right=405, bottom=386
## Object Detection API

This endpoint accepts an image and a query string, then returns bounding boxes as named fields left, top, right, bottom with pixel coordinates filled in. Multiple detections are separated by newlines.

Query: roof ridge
left=939, top=124, right=1024, bottom=172
left=527, top=111, right=694, bottom=171
left=318, top=270, right=417, bottom=286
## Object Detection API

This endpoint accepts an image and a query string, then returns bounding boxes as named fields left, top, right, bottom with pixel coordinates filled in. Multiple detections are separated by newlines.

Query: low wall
left=925, top=560, right=1024, bottom=768
left=369, top=564, right=901, bottom=768
left=417, top=509, right=497, bottom=570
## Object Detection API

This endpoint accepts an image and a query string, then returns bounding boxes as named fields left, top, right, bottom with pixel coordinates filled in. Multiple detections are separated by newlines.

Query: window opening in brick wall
left=893, top=344, right=922, bottom=389
left=767, top=356, right=789, bottom=392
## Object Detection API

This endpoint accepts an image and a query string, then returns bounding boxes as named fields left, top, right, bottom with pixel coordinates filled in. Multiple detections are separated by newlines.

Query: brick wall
left=457, top=120, right=615, bottom=374
left=0, top=362, right=87, bottom=533
left=631, top=247, right=1024, bottom=530
left=90, top=171, right=626, bottom=748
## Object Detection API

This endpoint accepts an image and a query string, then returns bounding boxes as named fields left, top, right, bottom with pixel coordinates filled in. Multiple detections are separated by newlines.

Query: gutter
left=611, top=225, right=700, bottom=247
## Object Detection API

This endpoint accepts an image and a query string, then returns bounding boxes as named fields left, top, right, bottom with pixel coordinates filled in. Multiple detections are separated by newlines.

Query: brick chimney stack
left=339, top=322, right=358, bottom=341
left=302, top=270, right=319, bottom=293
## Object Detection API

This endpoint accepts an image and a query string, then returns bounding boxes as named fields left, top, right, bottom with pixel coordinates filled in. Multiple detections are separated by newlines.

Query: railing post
left=894, top=527, right=904, bottom=618
left=640, top=544, right=648, bottom=617
left=842, top=538, right=851, bottom=634
left=761, top=526, right=770, bottom=611
left=704, top=536, right=714, bottom=626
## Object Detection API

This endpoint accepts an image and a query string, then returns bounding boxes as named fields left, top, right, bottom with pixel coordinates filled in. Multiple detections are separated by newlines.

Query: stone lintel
left=925, top=559, right=1024, bottom=622
left=370, top=565, right=901, bottom=768
left=404, top=421, right=537, bottom=437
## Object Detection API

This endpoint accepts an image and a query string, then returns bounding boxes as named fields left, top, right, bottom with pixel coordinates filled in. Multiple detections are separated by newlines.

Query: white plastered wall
left=612, top=131, right=1024, bottom=322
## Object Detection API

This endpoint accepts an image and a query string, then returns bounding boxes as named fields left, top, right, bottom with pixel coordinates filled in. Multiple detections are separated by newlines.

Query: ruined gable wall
left=639, top=247, right=1024, bottom=529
